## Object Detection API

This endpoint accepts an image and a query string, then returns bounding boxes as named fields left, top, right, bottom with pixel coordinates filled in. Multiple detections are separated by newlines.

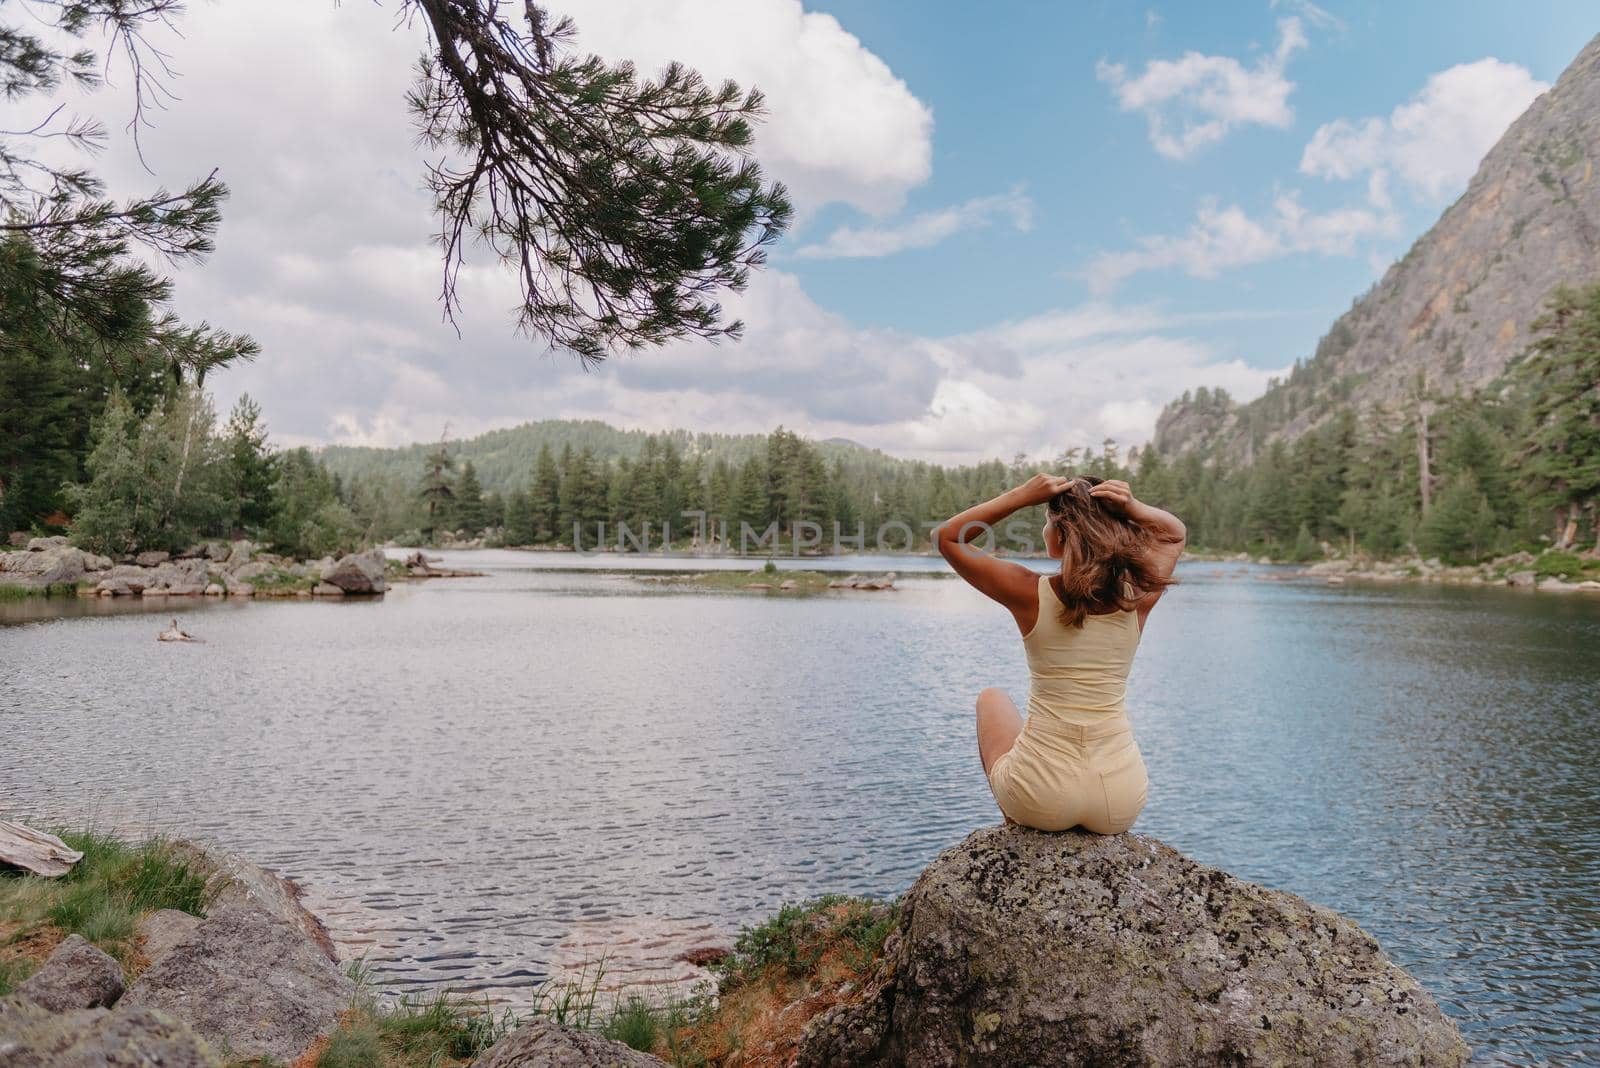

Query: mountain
left=316, top=419, right=932, bottom=495
left=1155, top=34, right=1600, bottom=460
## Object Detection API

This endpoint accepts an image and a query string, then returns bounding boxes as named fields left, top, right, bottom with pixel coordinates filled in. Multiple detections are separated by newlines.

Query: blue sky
left=789, top=0, right=1596, bottom=371
left=15, top=0, right=1596, bottom=463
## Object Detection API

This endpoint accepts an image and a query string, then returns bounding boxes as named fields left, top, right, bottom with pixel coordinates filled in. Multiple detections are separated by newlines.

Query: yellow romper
left=987, top=575, right=1149, bottom=833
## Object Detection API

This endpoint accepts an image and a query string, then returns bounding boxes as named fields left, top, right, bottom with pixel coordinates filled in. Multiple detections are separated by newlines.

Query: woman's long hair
left=1046, top=476, right=1176, bottom=627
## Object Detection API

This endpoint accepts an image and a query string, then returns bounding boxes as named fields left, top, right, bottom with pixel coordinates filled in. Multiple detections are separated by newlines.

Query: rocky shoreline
left=1182, top=548, right=1600, bottom=595
left=1294, top=552, right=1600, bottom=594
left=0, top=538, right=448, bottom=601
left=0, top=826, right=1471, bottom=1067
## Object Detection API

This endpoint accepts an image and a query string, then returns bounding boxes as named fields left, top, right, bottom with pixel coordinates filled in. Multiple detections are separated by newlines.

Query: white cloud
left=1087, top=193, right=1400, bottom=291
left=1097, top=17, right=1306, bottom=160
left=1269, top=0, right=1344, bottom=32
left=794, top=188, right=1032, bottom=259
left=548, top=0, right=933, bottom=216
left=1, top=1, right=1282, bottom=462
left=1300, top=58, right=1548, bottom=201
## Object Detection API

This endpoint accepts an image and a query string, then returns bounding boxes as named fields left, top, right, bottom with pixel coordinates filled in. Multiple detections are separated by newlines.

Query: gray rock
left=135, top=550, right=170, bottom=567
left=136, top=909, right=201, bottom=967
left=320, top=548, right=387, bottom=594
left=148, top=559, right=211, bottom=595
left=798, top=826, right=1470, bottom=1068
left=100, top=564, right=150, bottom=594
left=203, top=541, right=231, bottom=561
left=24, top=535, right=69, bottom=551
left=12, top=935, right=124, bottom=1012
left=225, top=538, right=254, bottom=565
left=121, top=903, right=351, bottom=1064
left=312, top=582, right=346, bottom=597
left=0, top=999, right=220, bottom=1068
left=0, top=546, right=86, bottom=586
left=203, top=583, right=224, bottom=596
left=1506, top=570, right=1537, bottom=588
left=230, top=560, right=273, bottom=582
left=473, top=1018, right=667, bottom=1067
left=82, top=553, right=112, bottom=572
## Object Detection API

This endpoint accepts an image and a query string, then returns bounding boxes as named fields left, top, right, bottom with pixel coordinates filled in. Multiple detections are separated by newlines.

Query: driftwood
left=0, top=820, right=83, bottom=877
left=157, top=618, right=200, bottom=642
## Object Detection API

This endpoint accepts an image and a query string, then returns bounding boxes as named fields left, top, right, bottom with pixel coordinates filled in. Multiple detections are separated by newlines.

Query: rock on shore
left=0, top=535, right=393, bottom=599
left=798, top=826, right=1469, bottom=1068
left=0, top=842, right=352, bottom=1067
left=473, top=1018, right=668, bottom=1067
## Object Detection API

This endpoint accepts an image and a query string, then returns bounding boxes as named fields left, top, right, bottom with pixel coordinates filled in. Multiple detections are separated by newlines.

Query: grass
left=0, top=581, right=84, bottom=600
left=312, top=959, right=522, bottom=1068
left=1533, top=550, right=1597, bottom=581
left=0, top=829, right=213, bottom=993
left=653, top=895, right=898, bottom=1068
left=249, top=567, right=316, bottom=596
left=648, top=567, right=891, bottom=595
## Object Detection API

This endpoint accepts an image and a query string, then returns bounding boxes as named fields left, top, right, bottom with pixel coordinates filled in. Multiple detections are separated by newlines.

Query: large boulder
left=134, top=550, right=170, bottom=567
left=94, top=564, right=151, bottom=596
left=320, top=548, right=387, bottom=594
left=11, top=935, right=124, bottom=1012
left=230, top=560, right=273, bottom=582
left=224, top=538, right=254, bottom=567
left=119, top=904, right=352, bottom=1063
left=0, top=545, right=86, bottom=587
left=473, top=1018, right=667, bottom=1067
left=798, top=827, right=1469, bottom=1068
left=148, top=559, right=211, bottom=595
left=0, top=999, right=219, bottom=1068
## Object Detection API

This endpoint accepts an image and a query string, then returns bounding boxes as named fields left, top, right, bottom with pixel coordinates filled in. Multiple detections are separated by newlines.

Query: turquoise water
left=2, top=553, right=1596, bottom=1064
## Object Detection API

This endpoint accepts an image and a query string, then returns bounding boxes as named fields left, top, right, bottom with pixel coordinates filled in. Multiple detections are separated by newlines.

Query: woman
left=936, top=473, right=1186, bottom=833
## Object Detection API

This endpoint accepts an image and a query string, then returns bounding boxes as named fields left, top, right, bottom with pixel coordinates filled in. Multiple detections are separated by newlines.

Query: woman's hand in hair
left=1094, top=480, right=1188, bottom=546
left=1088, top=478, right=1135, bottom=514
left=1018, top=472, right=1075, bottom=506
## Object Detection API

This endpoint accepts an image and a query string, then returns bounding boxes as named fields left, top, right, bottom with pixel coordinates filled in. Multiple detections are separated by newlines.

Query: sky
left=15, top=0, right=1600, bottom=463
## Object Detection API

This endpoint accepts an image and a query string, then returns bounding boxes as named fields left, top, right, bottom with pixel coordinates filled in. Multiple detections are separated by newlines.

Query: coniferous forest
left=8, top=279, right=1598, bottom=565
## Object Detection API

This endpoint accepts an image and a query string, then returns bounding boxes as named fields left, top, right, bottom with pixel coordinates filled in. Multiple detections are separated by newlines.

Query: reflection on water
left=2, top=553, right=1597, bottom=1064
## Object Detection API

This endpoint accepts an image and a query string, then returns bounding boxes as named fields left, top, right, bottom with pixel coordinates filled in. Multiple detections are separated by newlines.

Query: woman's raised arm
left=937, top=473, right=1071, bottom=625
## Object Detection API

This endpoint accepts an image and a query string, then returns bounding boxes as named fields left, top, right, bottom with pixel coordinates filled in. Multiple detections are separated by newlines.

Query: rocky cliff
left=1157, top=33, right=1600, bottom=460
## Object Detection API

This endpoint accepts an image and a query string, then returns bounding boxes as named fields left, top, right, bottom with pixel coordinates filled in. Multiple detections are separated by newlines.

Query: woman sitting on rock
left=937, top=474, right=1185, bottom=833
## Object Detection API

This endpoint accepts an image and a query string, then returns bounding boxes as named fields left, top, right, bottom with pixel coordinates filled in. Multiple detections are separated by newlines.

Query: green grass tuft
left=1534, top=550, right=1594, bottom=581
left=715, top=894, right=897, bottom=987
left=0, top=829, right=213, bottom=968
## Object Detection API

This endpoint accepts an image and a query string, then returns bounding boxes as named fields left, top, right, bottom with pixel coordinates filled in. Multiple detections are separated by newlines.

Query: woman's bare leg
left=976, top=687, right=1025, bottom=777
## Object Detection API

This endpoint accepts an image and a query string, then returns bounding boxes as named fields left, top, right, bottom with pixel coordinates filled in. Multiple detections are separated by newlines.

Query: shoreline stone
left=11, top=936, right=124, bottom=1013
left=798, top=826, right=1469, bottom=1068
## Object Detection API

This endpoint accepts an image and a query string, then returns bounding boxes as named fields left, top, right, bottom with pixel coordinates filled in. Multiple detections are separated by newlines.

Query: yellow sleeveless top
left=1023, top=575, right=1141, bottom=726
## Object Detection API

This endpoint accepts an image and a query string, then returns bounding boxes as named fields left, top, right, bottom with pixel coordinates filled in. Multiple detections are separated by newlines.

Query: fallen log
left=0, top=820, right=83, bottom=877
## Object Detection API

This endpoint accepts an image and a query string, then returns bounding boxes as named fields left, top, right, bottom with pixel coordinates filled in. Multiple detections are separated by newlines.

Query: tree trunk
left=1557, top=502, right=1578, bottom=550
left=1416, top=404, right=1434, bottom=516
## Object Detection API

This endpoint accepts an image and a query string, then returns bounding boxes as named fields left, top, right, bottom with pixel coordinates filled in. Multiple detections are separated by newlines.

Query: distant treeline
left=349, top=283, right=1598, bottom=564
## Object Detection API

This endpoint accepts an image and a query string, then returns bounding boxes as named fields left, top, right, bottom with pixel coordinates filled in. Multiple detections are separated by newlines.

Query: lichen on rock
left=798, top=826, right=1470, bottom=1067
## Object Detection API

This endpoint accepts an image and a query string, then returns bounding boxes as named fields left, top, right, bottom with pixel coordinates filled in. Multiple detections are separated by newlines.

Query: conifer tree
left=532, top=443, right=562, bottom=541
left=1513, top=283, right=1600, bottom=549
left=224, top=394, right=277, bottom=532
left=419, top=436, right=456, bottom=537
left=454, top=461, right=486, bottom=534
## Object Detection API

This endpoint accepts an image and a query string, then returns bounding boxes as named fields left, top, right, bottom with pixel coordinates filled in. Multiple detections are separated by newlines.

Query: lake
left=2, top=551, right=1597, bottom=1065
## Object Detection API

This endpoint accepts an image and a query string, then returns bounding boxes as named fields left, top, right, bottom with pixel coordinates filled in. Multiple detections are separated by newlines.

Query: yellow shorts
left=987, top=714, right=1148, bottom=833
